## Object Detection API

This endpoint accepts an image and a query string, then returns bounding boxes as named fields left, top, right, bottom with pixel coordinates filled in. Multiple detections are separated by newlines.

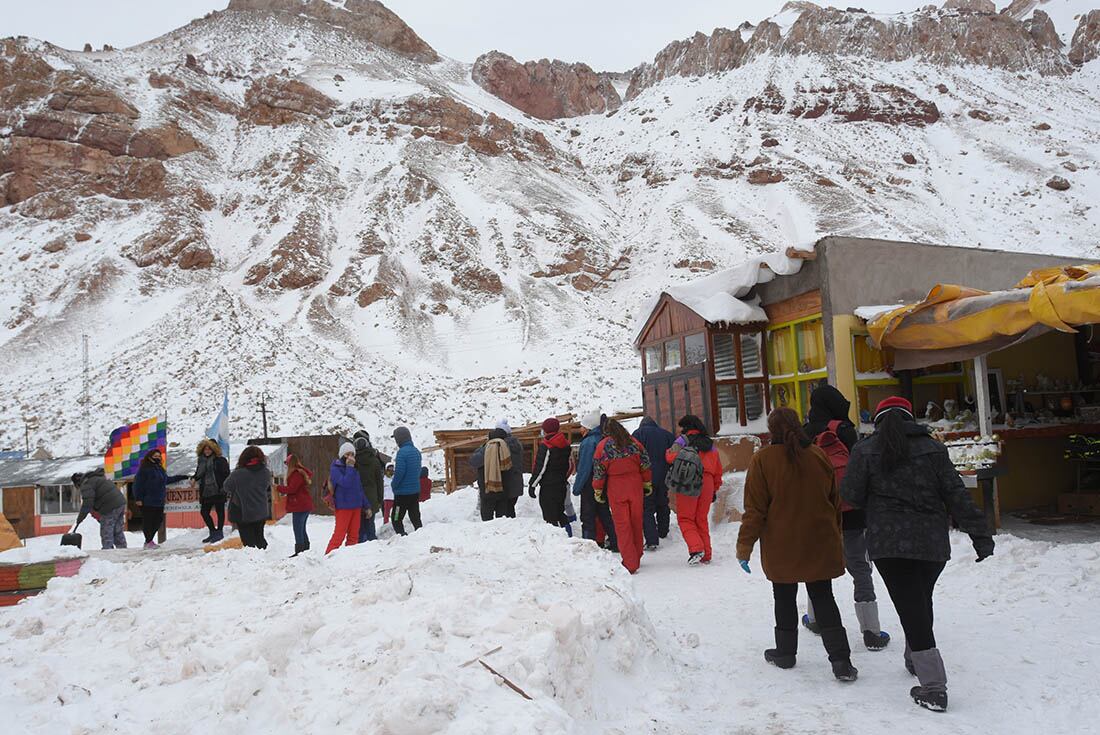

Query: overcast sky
left=5, top=0, right=923, bottom=70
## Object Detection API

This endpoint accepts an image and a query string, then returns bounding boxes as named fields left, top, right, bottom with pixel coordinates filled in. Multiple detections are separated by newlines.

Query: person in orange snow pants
left=593, top=419, right=653, bottom=574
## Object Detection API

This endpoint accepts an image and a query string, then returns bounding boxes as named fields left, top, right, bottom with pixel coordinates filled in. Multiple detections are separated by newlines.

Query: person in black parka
left=842, top=396, right=994, bottom=713
left=801, top=385, right=890, bottom=651
left=528, top=417, right=572, bottom=527
left=632, top=416, right=674, bottom=549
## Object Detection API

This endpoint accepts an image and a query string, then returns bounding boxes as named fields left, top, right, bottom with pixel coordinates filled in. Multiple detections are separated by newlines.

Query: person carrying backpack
left=592, top=418, right=652, bottom=574
left=665, top=415, right=723, bottom=566
left=801, top=384, right=891, bottom=651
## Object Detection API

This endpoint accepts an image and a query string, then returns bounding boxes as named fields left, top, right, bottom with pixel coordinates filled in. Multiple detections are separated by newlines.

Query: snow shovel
left=60, top=521, right=83, bottom=549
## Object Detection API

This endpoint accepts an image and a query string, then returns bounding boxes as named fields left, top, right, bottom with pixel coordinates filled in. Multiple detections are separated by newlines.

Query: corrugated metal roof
left=0, top=450, right=197, bottom=488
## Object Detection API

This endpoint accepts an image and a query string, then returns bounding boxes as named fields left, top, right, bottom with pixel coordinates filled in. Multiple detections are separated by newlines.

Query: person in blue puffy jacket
left=132, top=449, right=188, bottom=549
left=325, top=442, right=367, bottom=554
left=390, top=426, right=422, bottom=536
left=573, top=411, right=616, bottom=550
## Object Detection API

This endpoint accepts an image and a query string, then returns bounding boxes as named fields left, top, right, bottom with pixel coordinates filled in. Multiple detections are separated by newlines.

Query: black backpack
left=666, top=444, right=705, bottom=497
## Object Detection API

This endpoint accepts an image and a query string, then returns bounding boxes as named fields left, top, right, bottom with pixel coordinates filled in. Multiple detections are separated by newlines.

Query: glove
left=595, top=488, right=606, bottom=504
left=738, top=559, right=751, bottom=574
left=643, top=482, right=653, bottom=497
left=973, top=535, right=994, bottom=562
left=528, top=485, right=536, bottom=499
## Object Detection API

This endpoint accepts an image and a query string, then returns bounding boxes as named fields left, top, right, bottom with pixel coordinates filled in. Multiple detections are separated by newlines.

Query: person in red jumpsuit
left=593, top=418, right=652, bottom=574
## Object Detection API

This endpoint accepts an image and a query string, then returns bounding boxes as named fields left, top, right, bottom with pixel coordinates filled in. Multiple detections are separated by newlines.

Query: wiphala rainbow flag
left=104, top=417, right=167, bottom=480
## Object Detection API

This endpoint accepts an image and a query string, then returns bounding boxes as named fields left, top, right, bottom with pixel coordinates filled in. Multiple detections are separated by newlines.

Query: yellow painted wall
left=832, top=315, right=861, bottom=425
left=991, top=437, right=1077, bottom=511
left=988, top=331, right=1079, bottom=384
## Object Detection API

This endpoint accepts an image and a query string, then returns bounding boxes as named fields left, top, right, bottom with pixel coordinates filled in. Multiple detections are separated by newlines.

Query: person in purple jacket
left=325, top=442, right=369, bottom=554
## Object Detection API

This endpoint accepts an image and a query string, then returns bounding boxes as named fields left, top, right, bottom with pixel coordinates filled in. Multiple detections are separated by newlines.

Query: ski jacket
left=572, top=427, right=602, bottom=497
left=391, top=441, right=423, bottom=496
left=278, top=467, right=314, bottom=513
left=529, top=431, right=571, bottom=491
left=354, top=439, right=384, bottom=510
left=632, top=418, right=675, bottom=492
left=841, top=420, right=993, bottom=563
left=329, top=459, right=366, bottom=510
left=592, top=437, right=652, bottom=495
left=78, top=468, right=126, bottom=515
left=665, top=431, right=723, bottom=500
left=133, top=463, right=187, bottom=508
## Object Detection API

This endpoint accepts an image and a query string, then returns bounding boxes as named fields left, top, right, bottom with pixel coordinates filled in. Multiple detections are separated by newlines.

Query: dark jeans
left=773, top=579, right=842, bottom=632
left=480, top=492, right=513, bottom=521
left=874, top=558, right=946, bottom=652
left=292, top=511, right=310, bottom=549
left=392, top=495, right=422, bottom=536
left=358, top=508, right=377, bottom=542
left=238, top=520, right=268, bottom=549
left=200, top=498, right=225, bottom=532
left=642, top=483, right=670, bottom=546
left=141, top=506, right=164, bottom=544
left=579, top=485, right=617, bottom=546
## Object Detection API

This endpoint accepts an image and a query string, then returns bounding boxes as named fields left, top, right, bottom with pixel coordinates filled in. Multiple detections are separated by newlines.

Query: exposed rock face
left=2, top=137, right=167, bottom=204
left=1047, top=175, right=1071, bottom=190
left=225, top=0, right=438, bottom=62
left=744, top=81, right=940, bottom=126
left=243, top=76, right=337, bottom=125
left=472, top=51, right=621, bottom=120
left=626, top=2, right=1073, bottom=99
left=1070, top=10, right=1100, bottom=65
left=943, top=0, right=995, bottom=13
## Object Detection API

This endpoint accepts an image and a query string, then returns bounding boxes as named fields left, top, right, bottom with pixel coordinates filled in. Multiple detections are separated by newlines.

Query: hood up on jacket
left=196, top=438, right=222, bottom=457
left=807, top=384, right=851, bottom=426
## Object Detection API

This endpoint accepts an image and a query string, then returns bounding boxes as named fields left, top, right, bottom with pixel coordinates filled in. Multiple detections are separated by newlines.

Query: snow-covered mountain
left=2, top=0, right=1099, bottom=455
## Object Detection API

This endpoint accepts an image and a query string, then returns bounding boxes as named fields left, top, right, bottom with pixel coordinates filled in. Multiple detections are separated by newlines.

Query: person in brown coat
left=736, top=407, right=858, bottom=682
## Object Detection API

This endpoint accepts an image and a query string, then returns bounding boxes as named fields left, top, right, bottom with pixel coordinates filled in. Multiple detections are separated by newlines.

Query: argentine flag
left=205, top=391, right=230, bottom=457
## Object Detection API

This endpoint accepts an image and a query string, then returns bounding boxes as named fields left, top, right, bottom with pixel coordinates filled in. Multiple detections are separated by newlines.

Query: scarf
left=484, top=438, right=512, bottom=493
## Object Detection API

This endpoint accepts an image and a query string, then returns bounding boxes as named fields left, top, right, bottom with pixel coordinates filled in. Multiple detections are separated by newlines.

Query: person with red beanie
left=528, top=417, right=572, bottom=527
left=592, top=418, right=652, bottom=573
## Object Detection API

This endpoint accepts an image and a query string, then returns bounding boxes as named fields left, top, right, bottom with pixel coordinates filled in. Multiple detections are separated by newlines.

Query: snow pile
left=0, top=489, right=668, bottom=735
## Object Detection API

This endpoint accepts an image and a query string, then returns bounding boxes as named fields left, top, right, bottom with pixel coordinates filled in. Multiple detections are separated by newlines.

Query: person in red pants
left=325, top=442, right=367, bottom=554
left=666, top=415, right=724, bottom=566
left=592, top=418, right=652, bottom=574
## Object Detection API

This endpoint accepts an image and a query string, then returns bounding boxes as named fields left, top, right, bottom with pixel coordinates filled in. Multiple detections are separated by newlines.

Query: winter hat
left=339, top=442, right=356, bottom=458
left=392, top=426, right=412, bottom=446
left=579, top=410, right=602, bottom=431
left=495, top=419, right=512, bottom=435
left=874, top=396, right=914, bottom=422
left=541, top=417, right=560, bottom=435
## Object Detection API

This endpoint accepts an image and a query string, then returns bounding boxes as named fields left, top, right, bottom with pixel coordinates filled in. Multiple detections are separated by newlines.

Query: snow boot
left=764, top=627, right=797, bottom=669
left=688, top=551, right=705, bottom=566
left=820, top=627, right=858, bottom=682
left=201, top=532, right=214, bottom=544
left=290, top=544, right=303, bottom=558
left=910, top=648, right=948, bottom=712
left=854, top=601, right=890, bottom=650
left=209, top=530, right=224, bottom=543
left=904, top=643, right=916, bottom=676
left=645, top=544, right=659, bottom=552
left=143, top=541, right=158, bottom=550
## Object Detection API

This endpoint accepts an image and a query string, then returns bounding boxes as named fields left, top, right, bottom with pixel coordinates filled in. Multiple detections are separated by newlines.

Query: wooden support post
left=974, top=354, right=992, bottom=437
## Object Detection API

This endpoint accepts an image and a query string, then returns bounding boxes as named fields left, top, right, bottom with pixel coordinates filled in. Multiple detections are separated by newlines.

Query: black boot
left=820, top=627, right=858, bottom=682
left=910, top=648, right=948, bottom=712
left=290, top=544, right=303, bottom=558
left=764, top=627, right=797, bottom=669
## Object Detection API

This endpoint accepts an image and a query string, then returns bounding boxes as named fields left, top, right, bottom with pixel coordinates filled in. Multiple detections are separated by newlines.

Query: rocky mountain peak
left=472, top=51, right=621, bottom=119
left=224, top=0, right=438, bottom=62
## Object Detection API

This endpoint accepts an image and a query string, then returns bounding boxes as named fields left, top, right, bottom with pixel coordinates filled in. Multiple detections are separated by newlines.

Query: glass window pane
left=716, top=384, right=740, bottom=430
left=771, top=382, right=796, bottom=412
left=665, top=339, right=682, bottom=371
left=741, top=332, right=763, bottom=378
left=644, top=345, right=663, bottom=374
left=40, top=485, right=60, bottom=515
left=800, top=378, right=830, bottom=419
left=713, top=334, right=737, bottom=379
left=768, top=327, right=796, bottom=377
left=684, top=333, right=707, bottom=365
left=64, top=484, right=81, bottom=513
left=743, top=383, right=765, bottom=422
left=796, top=319, right=826, bottom=373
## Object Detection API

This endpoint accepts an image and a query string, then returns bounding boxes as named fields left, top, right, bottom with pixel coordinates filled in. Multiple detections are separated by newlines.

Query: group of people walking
left=471, top=411, right=724, bottom=575
left=736, top=388, right=994, bottom=713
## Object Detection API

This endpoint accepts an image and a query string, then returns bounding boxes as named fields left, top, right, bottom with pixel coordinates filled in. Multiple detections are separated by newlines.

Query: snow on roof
left=634, top=251, right=804, bottom=345
left=854, top=304, right=903, bottom=322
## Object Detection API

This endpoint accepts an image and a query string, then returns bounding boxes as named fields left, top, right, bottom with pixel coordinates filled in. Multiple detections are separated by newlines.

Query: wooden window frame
left=708, top=326, right=771, bottom=429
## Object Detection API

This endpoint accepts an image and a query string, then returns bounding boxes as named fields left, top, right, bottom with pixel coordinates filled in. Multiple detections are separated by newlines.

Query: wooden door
left=2, top=486, right=36, bottom=538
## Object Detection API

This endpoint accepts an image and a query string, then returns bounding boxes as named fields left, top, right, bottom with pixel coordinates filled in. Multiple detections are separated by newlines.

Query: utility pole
left=82, top=333, right=90, bottom=456
left=259, top=394, right=269, bottom=439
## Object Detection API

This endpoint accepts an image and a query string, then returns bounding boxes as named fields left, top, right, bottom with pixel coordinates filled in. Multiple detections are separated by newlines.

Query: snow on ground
left=3, top=487, right=1100, bottom=734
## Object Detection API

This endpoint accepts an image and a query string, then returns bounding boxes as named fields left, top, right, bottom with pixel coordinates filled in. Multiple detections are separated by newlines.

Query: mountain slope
left=1, top=0, right=1098, bottom=456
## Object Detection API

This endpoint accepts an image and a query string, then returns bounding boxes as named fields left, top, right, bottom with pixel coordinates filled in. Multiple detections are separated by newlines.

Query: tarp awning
left=866, top=265, right=1100, bottom=370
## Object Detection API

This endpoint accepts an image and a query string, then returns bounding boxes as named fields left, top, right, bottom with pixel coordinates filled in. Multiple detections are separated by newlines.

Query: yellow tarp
left=868, top=265, right=1100, bottom=352
left=0, top=514, right=22, bottom=553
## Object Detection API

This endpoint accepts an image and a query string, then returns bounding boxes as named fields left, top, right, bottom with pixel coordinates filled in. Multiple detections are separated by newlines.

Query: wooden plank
left=762, top=290, right=822, bottom=324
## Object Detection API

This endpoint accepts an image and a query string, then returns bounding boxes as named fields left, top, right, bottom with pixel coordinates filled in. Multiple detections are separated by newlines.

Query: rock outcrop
left=1070, top=10, right=1100, bottom=65
left=744, top=81, right=940, bottom=126
left=943, top=0, right=996, bottom=13
left=243, top=76, right=337, bottom=125
left=225, top=0, right=438, bottom=63
left=472, top=51, right=621, bottom=120
left=626, top=2, right=1074, bottom=99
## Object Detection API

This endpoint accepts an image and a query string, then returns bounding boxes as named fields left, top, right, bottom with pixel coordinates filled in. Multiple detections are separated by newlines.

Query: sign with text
left=165, top=484, right=200, bottom=513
